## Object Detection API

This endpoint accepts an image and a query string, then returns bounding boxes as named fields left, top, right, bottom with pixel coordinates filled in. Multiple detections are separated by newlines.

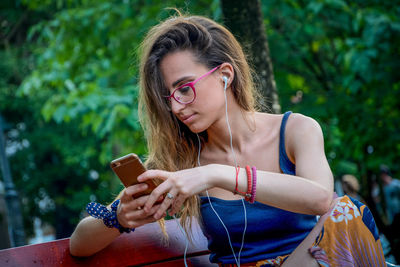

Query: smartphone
left=110, top=153, right=157, bottom=199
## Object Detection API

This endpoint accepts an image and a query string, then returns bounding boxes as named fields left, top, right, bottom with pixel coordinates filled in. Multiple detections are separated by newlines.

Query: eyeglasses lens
left=174, top=86, right=194, bottom=104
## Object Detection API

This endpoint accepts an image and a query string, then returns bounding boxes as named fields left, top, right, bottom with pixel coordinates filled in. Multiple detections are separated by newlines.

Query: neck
left=205, top=101, right=256, bottom=154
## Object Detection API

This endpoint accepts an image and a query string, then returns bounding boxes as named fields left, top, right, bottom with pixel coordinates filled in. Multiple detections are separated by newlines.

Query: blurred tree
left=221, top=0, right=280, bottom=113
left=2, top=1, right=400, bottom=259
left=1, top=0, right=221, bottom=241
left=262, top=0, right=400, bottom=260
left=0, top=189, right=11, bottom=249
left=0, top=6, right=115, bottom=237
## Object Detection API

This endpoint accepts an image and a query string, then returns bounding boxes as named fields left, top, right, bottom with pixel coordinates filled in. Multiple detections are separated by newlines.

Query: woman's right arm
left=70, top=183, right=162, bottom=257
left=69, top=216, right=121, bottom=257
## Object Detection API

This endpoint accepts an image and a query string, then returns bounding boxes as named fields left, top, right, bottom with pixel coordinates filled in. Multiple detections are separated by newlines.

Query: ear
left=219, top=63, right=234, bottom=88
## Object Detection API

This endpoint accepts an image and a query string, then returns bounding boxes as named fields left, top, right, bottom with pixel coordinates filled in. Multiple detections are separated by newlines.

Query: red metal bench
left=0, top=218, right=215, bottom=266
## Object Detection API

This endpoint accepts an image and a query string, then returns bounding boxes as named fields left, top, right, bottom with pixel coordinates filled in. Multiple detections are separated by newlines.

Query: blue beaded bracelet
left=86, top=199, right=135, bottom=233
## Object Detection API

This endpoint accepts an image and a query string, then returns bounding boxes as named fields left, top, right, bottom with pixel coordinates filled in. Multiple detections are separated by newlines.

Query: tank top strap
left=279, top=111, right=296, bottom=175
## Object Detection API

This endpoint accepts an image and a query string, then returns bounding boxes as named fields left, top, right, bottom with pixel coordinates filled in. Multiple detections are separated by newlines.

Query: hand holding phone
left=110, top=153, right=157, bottom=199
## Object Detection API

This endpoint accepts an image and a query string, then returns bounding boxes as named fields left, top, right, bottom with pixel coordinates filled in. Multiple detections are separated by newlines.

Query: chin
left=187, top=123, right=208, bottom=134
left=188, top=126, right=205, bottom=134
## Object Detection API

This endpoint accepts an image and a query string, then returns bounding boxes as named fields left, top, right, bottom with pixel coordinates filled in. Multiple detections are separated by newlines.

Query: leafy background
left=1, top=0, right=399, bottom=250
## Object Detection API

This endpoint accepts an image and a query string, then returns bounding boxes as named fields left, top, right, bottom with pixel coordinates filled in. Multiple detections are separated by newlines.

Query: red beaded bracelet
left=234, top=166, right=246, bottom=195
left=250, top=166, right=257, bottom=203
left=245, top=165, right=253, bottom=201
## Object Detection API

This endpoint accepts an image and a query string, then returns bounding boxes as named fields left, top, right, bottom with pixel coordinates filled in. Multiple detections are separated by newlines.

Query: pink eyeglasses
left=165, top=65, right=221, bottom=106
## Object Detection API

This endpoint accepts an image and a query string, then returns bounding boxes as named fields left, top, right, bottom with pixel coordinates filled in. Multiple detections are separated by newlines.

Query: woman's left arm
left=231, top=114, right=334, bottom=215
left=139, top=114, right=334, bottom=218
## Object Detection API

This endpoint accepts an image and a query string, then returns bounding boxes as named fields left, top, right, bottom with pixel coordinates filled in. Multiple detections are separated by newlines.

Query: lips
left=180, top=114, right=195, bottom=123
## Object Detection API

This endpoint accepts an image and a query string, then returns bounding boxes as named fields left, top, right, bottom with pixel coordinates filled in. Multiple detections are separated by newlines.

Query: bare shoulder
left=253, top=111, right=323, bottom=142
left=284, top=113, right=325, bottom=158
left=254, top=111, right=283, bottom=130
left=286, top=113, right=323, bottom=136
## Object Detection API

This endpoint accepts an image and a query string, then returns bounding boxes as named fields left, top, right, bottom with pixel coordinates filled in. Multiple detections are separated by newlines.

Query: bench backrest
left=0, top=218, right=214, bottom=266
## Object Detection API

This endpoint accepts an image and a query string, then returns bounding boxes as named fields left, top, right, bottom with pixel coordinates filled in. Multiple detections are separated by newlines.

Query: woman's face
left=160, top=50, right=225, bottom=133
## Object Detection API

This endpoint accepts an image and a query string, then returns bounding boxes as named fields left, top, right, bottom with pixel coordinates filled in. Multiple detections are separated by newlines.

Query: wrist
left=202, top=164, right=218, bottom=188
left=209, top=164, right=235, bottom=190
left=109, top=200, right=135, bottom=233
left=86, top=200, right=135, bottom=234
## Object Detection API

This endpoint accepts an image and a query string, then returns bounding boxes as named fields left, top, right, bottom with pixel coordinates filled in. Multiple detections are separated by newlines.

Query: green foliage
left=2, top=0, right=399, bottom=241
left=262, top=0, right=400, bottom=190
left=1, top=0, right=220, bottom=239
left=19, top=0, right=221, bottom=163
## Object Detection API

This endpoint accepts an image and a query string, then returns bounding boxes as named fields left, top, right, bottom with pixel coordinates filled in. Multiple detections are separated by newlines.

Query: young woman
left=70, top=14, right=386, bottom=266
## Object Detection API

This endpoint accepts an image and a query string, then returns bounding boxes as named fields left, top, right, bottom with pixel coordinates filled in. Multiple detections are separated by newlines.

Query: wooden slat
left=0, top=219, right=215, bottom=267
left=146, top=255, right=216, bottom=267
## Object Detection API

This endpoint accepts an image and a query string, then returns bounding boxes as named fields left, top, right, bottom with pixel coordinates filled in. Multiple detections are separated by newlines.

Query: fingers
left=138, top=169, right=169, bottom=182
left=152, top=188, right=179, bottom=220
left=143, top=177, right=171, bottom=213
left=169, top=194, right=186, bottom=216
left=115, top=172, right=175, bottom=230
left=138, top=169, right=196, bottom=219
left=118, top=202, right=164, bottom=228
left=140, top=170, right=190, bottom=219
left=120, top=183, right=148, bottom=203
left=119, top=206, right=159, bottom=228
left=118, top=185, right=160, bottom=228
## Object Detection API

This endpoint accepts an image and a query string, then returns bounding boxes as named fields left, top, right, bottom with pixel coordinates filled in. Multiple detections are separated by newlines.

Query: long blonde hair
left=138, top=14, right=259, bottom=237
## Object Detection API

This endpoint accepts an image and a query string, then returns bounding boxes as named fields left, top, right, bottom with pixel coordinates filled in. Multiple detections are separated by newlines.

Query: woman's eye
left=178, top=86, right=191, bottom=95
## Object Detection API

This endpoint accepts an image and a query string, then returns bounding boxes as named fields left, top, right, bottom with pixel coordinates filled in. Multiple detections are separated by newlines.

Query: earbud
left=222, top=76, right=228, bottom=91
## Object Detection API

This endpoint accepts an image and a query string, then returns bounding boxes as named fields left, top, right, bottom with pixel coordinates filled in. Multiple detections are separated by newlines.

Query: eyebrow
left=172, top=76, right=193, bottom=88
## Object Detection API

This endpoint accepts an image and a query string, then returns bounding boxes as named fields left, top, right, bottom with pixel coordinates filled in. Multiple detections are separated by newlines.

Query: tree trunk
left=221, top=0, right=280, bottom=113
left=0, top=191, right=11, bottom=249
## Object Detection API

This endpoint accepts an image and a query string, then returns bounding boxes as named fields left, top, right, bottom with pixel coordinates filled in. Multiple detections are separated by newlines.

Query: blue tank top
left=200, top=111, right=317, bottom=264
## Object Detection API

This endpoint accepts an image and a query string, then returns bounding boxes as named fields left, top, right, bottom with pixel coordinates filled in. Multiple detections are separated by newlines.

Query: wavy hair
left=138, top=13, right=259, bottom=237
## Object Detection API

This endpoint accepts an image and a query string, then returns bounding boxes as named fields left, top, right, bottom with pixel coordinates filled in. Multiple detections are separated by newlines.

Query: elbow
left=312, top=189, right=333, bottom=215
left=69, top=238, right=86, bottom=257
left=69, top=239, right=80, bottom=257
left=69, top=233, right=95, bottom=257
left=69, top=242, right=94, bottom=257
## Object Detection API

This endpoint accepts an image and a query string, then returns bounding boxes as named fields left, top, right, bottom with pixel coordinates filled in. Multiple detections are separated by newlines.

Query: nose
left=170, top=99, right=186, bottom=114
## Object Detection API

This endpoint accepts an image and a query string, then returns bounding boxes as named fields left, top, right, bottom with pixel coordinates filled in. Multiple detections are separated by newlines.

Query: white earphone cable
left=177, top=76, right=248, bottom=267
left=197, top=135, right=241, bottom=267
left=172, top=214, right=189, bottom=267
left=222, top=78, right=247, bottom=265
left=193, top=78, right=248, bottom=266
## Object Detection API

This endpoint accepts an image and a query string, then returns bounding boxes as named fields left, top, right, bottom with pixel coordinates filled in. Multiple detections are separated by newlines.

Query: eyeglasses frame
left=164, top=65, right=221, bottom=105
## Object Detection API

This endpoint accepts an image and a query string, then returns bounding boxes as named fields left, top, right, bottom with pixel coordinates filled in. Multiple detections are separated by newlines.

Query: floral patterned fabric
left=219, top=195, right=386, bottom=267
left=315, top=195, right=386, bottom=266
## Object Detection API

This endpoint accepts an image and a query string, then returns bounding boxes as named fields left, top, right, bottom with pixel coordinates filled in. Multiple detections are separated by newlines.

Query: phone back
left=111, top=154, right=145, bottom=187
left=110, top=153, right=156, bottom=198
